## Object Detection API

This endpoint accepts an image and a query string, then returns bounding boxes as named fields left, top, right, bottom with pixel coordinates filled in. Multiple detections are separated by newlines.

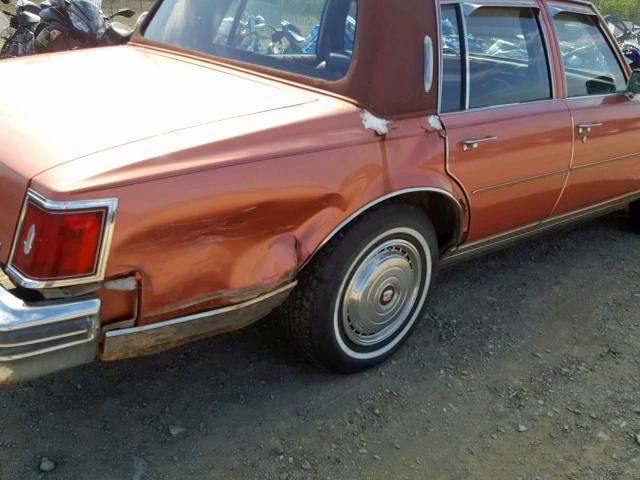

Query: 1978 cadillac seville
left=2, top=0, right=640, bottom=383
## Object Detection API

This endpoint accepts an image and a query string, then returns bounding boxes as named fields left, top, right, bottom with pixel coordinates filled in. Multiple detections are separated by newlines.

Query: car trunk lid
left=0, top=45, right=316, bottom=264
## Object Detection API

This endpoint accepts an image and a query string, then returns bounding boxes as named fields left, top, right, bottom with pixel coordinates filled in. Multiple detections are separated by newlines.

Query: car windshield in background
left=144, top=0, right=357, bottom=81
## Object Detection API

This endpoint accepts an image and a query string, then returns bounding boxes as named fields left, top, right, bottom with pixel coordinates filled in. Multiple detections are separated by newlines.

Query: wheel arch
left=300, top=187, right=466, bottom=271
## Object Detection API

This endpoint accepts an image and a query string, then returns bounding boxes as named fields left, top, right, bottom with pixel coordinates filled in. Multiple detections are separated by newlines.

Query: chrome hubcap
left=341, top=238, right=423, bottom=347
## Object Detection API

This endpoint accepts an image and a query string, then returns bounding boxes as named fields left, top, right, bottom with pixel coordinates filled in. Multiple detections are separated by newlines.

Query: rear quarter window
left=144, top=0, right=358, bottom=81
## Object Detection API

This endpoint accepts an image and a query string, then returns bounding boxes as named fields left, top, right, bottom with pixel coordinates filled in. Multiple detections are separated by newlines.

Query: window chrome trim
left=461, top=3, right=471, bottom=110
left=547, top=3, right=597, bottom=17
left=538, top=7, right=558, bottom=99
left=564, top=91, right=629, bottom=101
left=438, top=97, right=558, bottom=116
left=6, top=190, right=119, bottom=289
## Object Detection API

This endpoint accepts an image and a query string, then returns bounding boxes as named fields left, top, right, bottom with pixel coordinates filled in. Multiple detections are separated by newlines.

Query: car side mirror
left=628, top=70, right=640, bottom=96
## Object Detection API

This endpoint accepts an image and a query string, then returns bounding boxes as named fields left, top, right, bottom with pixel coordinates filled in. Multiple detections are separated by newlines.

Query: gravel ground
left=1, top=211, right=640, bottom=479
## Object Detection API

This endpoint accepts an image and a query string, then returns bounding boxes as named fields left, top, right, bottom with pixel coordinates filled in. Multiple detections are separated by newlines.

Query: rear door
left=439, top=2, right=573, bottom=241
left=549, top=6, right=640, bottom=214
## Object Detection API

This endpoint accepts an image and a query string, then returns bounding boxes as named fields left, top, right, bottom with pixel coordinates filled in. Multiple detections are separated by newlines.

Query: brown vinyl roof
left=304, top=0, right=440, bottom=119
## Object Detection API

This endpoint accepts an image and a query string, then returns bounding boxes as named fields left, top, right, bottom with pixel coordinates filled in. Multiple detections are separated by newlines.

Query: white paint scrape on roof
left=361, top=110, right=390, bottom=136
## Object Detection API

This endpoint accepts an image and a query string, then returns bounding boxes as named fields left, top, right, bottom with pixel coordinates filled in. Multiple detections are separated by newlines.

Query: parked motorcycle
left=0, top=0, right=44, bottom=57
left=622, top=42, right=640, bottom=70
left=239, top=15, right=276, bottom=53
left=213, top=15, right=276, bottom=53
left=604, top=14, right=640, bottom=69
left=269, top=21, right=319, bottom=54
left=0, top=0, right=137, bottom=59
left=268, top=15, right=356, bottom=55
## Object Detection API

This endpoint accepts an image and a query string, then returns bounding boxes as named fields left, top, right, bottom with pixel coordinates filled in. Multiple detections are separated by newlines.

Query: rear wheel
left=282, top=203, right=438, bottom=373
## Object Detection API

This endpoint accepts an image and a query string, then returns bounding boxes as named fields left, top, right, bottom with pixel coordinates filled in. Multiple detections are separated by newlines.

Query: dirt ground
left=2, top=211, right=640, bottom=479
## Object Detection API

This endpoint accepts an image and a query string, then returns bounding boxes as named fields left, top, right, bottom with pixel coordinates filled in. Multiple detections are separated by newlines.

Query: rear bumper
left=0, top=279, right=296, bottom=384
left=0, top=285, right=100, bottom=384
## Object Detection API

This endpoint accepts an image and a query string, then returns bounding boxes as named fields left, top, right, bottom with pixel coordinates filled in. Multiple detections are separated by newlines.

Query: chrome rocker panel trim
left=442, top=189, right=640, bottom=265
left=0, top=284, right=100, bottom=384
left=101, top=281, right=297, bottom=361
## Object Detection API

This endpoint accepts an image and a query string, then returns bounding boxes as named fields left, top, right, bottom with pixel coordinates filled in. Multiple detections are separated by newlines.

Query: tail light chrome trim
left=6, top=190, right=118, bottom=289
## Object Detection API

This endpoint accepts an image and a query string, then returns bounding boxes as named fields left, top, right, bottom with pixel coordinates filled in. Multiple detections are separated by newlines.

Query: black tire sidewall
left=630, top=201, right=640, bottom=231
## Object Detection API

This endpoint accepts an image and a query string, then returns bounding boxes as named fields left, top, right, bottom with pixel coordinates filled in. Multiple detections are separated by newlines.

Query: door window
left=440, top=5, right=552, bottom=112
left=553, top=12, right=627, bottom=97
left=466, top=7, right=551, bottom=109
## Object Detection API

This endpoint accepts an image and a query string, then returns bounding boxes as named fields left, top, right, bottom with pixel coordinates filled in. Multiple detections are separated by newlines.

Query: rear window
left=144, top=0, right=357, bottom=81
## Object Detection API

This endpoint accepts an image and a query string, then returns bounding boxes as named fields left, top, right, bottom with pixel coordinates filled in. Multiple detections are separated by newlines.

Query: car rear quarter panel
left=32, top=100, right=466, bottom=325
left=33, top=101, right=386, bottom=324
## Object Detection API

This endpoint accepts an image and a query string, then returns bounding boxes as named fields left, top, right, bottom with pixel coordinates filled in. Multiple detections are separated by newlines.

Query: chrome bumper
left=0, top=285, right=100, bottom=384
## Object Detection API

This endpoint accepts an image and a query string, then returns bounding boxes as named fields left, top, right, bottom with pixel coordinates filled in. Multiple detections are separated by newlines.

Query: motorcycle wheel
left=0, top=29, right=33, bottom=58
left=0, top=30, right=20, bottom=57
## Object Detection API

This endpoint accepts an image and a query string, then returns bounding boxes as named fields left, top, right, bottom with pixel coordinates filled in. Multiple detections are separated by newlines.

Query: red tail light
left=8, top=191, right=118, bottom=288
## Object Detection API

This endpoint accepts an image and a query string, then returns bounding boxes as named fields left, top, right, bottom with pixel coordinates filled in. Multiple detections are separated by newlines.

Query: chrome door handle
left=577, top=122, right=603, bottom=133
left=462, top=136, right=497, bottom=151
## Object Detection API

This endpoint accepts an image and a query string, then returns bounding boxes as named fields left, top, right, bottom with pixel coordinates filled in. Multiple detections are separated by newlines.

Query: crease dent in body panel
left=140, top=230, right=300, bottom=323
left=361, top=110, right=390, bottom=136
left=141, top=272, right=297, bottom=323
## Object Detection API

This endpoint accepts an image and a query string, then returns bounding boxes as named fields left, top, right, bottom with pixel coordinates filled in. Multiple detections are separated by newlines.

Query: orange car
left=1, top=0, right=640, bottom=383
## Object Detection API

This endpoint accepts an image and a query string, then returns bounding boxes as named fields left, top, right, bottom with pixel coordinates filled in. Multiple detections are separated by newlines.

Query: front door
left=549, top=8, right=640, bottom=214
left=439, top=2, right=573, bottom=241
